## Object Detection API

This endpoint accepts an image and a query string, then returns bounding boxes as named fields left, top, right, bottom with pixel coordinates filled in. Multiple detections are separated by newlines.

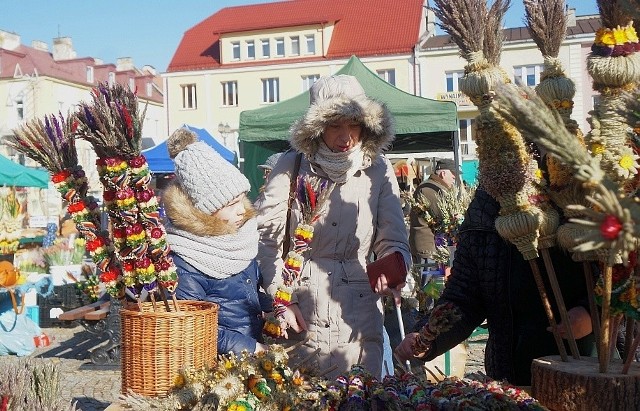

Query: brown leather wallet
left=366, top=251, right=407, bottom=292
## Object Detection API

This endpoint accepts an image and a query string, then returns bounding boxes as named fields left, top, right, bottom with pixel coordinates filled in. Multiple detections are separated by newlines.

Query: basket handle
left=9, top=289, right=25, bottom=315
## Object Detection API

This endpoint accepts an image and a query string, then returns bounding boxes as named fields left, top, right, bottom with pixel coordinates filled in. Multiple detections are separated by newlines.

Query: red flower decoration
left=600, top=215, right=623, bottom=241
left=136, top=189, right=153, bottom=203
left=112, top=228, right=126, bottom=239
left=100, top=269, right=119, bottom=283
left=150, top=227, right=164, bottom=239
left=51, top=170, right=71, bottom=183
left=136, top=257, right=151, bottom=269
left=67, top=202, right=86, bottom=214
left=123, top=262, right=135, bottom=272
left=103, top=190, right=115, bottom=201
left=129, top=155, right=146, bottom=168
left=86, top=237, right=106, bottom=252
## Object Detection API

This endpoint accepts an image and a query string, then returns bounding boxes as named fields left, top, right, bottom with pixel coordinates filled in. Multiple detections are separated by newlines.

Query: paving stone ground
left=3, top=323, right=487, bottom=411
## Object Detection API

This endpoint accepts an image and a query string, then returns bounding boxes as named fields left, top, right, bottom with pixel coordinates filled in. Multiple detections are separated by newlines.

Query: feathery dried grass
left=598, top=0, right=632, bottom=28
left=492, top=84, right=598, bottom=174
left=524, top=0, right=567, bottom=57
left=10, top=113, right=78, bottom=173
left=0, top=358, right=76, bottom=411
left=431, top=0, right=486, bottom=60
left=74, top=82, right=147, bottom=158
left=484, top=0, right=510, bottom=65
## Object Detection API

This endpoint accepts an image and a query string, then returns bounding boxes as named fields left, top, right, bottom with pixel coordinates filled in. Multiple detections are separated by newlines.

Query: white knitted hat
left=167, top=128, right=250, bottom=214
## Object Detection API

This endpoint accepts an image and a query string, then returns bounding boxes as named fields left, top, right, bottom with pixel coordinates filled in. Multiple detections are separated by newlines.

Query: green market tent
left=0, top=154, right=49, bottom=188
left=239, top=55, right=458, bottom=198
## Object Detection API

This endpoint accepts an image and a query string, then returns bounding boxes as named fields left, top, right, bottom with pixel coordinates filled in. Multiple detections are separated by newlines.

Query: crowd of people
left=158, top=74, right=598, bottom=386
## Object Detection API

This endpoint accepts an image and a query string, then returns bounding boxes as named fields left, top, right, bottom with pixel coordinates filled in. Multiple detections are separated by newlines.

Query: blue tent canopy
left=0, top=154, right=49, bottom=188
left=142, top=125, right=236, bottom=173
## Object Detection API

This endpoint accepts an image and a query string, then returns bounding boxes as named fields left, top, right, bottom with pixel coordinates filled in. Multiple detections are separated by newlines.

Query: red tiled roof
left=167, top=0, right=424, bottom=72
left=0, top=44, right=163, bottom=103
left=422, top=16, right=600, bottom=50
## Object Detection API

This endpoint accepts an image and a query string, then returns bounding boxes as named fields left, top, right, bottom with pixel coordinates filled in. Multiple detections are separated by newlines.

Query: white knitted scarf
left=165, top=218, right=259, bottom=279
left=312, top=142, right=369, bottom=184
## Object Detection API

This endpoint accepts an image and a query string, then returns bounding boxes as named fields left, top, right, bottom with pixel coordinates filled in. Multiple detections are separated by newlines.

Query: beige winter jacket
left=256, top=150, right=411, bottom=378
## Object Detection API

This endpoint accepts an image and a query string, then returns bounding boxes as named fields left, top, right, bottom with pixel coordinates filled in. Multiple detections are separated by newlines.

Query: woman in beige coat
left=255, top=75, right=411, bottom=379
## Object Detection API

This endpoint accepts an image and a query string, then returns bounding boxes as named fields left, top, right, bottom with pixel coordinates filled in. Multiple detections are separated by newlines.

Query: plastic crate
left=37, top=284, right=85, bottom=328
left=26, top=305, right=40, bottom=327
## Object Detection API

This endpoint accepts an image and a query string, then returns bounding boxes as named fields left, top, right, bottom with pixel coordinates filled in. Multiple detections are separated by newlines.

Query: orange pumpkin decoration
left=0, top=261, right=18, bottom=287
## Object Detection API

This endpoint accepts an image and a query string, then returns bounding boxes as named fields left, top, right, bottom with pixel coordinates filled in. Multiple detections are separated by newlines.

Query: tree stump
left=531, top=356, right=640, bottom=411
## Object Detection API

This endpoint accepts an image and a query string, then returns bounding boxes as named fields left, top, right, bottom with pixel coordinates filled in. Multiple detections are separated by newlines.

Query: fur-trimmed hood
left=289, top=75, right=394, bottom=158
left=162, top=182, right=256, bottom=237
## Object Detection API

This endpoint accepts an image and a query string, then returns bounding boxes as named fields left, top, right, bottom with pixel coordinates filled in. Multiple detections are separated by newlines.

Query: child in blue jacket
left=163, top=128, right=271, bottom=354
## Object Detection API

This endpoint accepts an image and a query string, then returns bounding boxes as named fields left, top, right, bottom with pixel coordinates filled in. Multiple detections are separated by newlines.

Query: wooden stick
left=599, top=265, right=613, bottom=373
left=529, top=259, right=568, bottom=361
left=423, top=365, right=441, bottom=382
left=610, top=314, right=623, bottom=360
left=290, top=347, right=320, bottom=369
left=622, top=322, right=640, bottom=374
left=172, top=294, right=180, bottom=312
left=157, top=284, right=171, bottom=312
left=285, top=333, right=314, bottom=353
left=434, top=365, right=447, bottom=377
left=541, top=249, right=580, bottom=359
left=623, top=316, right=634, bottom=361
left=318, top=365, right=338, bottom=377
left=149, top=292, right=158, bottom=312
left=582, top=262, right=601, bottom=356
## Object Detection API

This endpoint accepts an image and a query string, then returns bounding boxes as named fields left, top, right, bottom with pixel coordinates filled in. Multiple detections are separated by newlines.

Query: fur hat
left=289, top=75, right=394, bottom=158
left=167, top=128, right=250, bottom=214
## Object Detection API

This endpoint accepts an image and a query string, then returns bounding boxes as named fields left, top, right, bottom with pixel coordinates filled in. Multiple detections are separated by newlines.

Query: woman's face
left=213, top=194, right=247, bottom=228
left=322, top=119, right=362, bottom=152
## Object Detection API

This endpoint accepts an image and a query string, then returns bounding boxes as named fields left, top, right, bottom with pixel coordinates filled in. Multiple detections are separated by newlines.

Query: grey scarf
left=312, top=141, right=370, bottom=184
left=166, top=218, right=259, bottom=279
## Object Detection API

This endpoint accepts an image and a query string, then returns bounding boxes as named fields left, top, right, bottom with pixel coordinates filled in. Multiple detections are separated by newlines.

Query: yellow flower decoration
left=613, top=26, right=628, bottom=44
left=599, top=29, right=616, bottom=46
left=619, top=153, right=637, bottom=170
left=591, top=142, right=606, bottom=155
left=626, top=24, right=639, bottom=42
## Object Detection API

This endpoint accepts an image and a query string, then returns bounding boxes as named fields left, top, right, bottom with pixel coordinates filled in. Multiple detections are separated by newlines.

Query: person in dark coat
left=396, top=188, right=595, bottom=385
left=163, top=128, right=272, bottom=355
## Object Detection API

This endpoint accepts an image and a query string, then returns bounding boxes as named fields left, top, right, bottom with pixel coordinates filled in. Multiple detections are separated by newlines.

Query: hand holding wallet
left=366, top=251, right=407, bottom=292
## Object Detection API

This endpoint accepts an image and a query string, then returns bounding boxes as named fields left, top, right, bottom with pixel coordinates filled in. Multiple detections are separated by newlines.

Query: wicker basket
left=120, top=300, right=218, bottom=397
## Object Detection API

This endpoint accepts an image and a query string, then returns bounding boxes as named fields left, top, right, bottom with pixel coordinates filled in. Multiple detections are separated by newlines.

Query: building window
left=222, top=81, right=238, bottom=106
left=275, top=37, right=285, bottom=57
left=514, top=65, right=543, bottom=86
left=305, top=34, right=315, bottom=54
left=262, top=78, right=279, bottom=103
left=146, top=82, right=153, bottom=97
left=16, top=99, right=24, bottom=120
left=290, top=36, right=300, bottom=56
left=459, top=119, right=477, bottom=157
left=261, top=39, right=270, bottom=58
left=246, top=40, right=255, bottom=59
left=129, top=78, right=135, bottom=91
left=446, top=71, right=465, bottom=92
left=181, top=84, right=197, bottom=109
left=108, top=72, right=115, bottom=86
left=86, top=66, right=94, bottom=83
left=232, top=41, right=240, bottom=60
left=377, top=69, right=396, bottom=86
left=302, top=74, right=320, bottom=91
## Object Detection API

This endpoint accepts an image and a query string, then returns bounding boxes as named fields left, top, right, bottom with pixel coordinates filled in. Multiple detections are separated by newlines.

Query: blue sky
left=0, top=0, right=599, bottom=73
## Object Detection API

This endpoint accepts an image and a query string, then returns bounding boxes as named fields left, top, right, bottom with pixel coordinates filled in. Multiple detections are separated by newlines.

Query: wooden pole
left=599, top=265, right=613, bottom=373
left=582, top=262, right=601, bottom=356
left=541, top=249, right=580, bottom=359
left=529, top=259, right=568, bottom=361
left=622, top=321, right=640, bottom=374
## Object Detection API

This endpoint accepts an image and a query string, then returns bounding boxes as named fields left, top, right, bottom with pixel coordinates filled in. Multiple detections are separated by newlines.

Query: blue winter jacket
left=173, top=254, right=273, bottom=355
